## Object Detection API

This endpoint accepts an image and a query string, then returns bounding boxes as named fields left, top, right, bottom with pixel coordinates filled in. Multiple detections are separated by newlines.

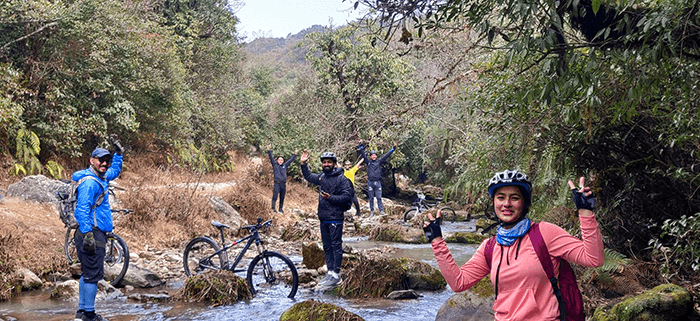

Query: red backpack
left=484, top=223, right=585, bottom=321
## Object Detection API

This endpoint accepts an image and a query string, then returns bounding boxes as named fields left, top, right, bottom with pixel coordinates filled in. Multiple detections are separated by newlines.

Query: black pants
left=352, top=194, right=361, bottom=215
left=75, top=228, right=107, bottom=283
left=272, top=182, right=286, bottom=211
left=320, top=221, right=343, bottom=273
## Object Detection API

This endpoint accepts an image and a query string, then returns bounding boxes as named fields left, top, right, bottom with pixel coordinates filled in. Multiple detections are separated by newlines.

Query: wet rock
left=128, top=293, right=171, bottom=302
left=17, top=268, right=42, bottom=290
left=7, top=175, right=66, bottom=203
left=367, top=225, right=425, bottom=244
left=436, top=288, right=496, bottom=321
left=296, top=268, right=319, bottom=284
left=280, top=299, right=364, bottom=321
left=386, top=289, right=420, bottom=300
left=120, top=265, right=165, bottom=288
left=591, top=283, right=697, bottom=321
left=50, top=280, right=79, bottom=301
left=50, top=280, right=122, bottom=301
left=402, top=259, right=446, bottom=291
left=302, top=242, right=325, bottom=270
left=443, top=232, right=488, bottom=244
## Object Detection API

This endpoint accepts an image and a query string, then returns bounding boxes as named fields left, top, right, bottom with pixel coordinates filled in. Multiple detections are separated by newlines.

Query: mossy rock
left=444, top=232, right=488, bottom=244
left=591, top=283, right=695, bottom=321
left=336, top=256, right=445, bottom=298
left=369, top=225, right=425, bottom=244
left=176, top=270, right=251, bottom=304
left=280, top=299, right=364, bottom=321
left=475, top=218, right=491, bottom=230
left=302, top=242, right=326, bottom=270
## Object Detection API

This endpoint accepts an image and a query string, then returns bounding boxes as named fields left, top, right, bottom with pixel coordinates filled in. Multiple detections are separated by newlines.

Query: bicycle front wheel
left=103, top=233, right=129, bottom=286
left=403, top=208, right=419, bottom=222
left=440, top=207, right=456, bottom=223
left=183, top=237, right=224, bottom=277
left=246, top=251, right=298, bottom=299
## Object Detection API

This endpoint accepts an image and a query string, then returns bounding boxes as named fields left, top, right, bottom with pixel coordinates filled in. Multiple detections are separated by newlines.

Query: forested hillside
left=2, top=0, right=699, bottom=296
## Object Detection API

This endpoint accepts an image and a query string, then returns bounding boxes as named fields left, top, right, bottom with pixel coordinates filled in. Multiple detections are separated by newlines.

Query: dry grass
left=175, top=270, right=251, bottom=304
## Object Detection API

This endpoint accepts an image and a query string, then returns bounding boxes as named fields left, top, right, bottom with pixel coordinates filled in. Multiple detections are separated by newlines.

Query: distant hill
left=243, top=25, right=326, bottom=58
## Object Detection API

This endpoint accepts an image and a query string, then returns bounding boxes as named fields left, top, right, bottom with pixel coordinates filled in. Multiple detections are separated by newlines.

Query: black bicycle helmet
left=320, top=151, right=337, bottom=163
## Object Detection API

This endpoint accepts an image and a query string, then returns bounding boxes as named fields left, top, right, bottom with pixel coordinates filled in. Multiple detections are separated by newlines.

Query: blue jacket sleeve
left=105, top=154, right=123, bottom=181
left=75, top=180, right=103, bottom=233
left=268, top=150, right=277, bottom=167
left=301, top=164, right=321, bottom=185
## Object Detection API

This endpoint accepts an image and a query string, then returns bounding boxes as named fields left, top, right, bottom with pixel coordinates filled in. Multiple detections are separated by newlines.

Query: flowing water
left=0, top=221, right=479, bottom=321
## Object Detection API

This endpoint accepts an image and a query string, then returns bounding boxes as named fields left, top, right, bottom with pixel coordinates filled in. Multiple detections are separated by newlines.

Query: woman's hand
left=423, top=211, right=443, bottom=243
left=568, top=177, right=595, bottom=216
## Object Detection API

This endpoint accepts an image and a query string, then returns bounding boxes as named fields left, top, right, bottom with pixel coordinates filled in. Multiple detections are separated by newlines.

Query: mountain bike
left=64, top=209, right=131, bottom=286
left=403, top=192, right=460, bottom=223
left=183, top=218, right=299, bottom=299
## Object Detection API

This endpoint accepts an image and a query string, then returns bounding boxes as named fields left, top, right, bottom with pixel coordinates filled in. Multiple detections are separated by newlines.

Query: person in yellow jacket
left=343, top=158, right=364, bottom=216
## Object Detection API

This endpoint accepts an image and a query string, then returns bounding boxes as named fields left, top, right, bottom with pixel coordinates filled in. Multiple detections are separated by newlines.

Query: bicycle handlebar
left=111, top=209, right=133, bottom=214
left=240, top=219, right=272, bottom=232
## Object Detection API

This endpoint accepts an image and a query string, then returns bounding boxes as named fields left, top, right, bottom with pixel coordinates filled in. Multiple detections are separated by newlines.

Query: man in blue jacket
left=358, top=142, right=397, bottom=216
left=73, top=135, right=123, bottom=321
left=267, top=145, right=297, bottom=213
left=300, top=150, right=353, bottom=287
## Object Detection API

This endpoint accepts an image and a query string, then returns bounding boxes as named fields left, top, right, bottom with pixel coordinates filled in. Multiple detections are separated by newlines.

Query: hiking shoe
left=74, top=310, right=84, bottom=321
left=82, top=312, right=107, bottom=321
left=380, top=211, right=387, bottom=216
left=279, top=209, right=284, bottom=213
left=326, top=271, right=342, bottom=286
left=369, top=211, right=375, bottom=217
left=317, top=274, right=333, bottom=286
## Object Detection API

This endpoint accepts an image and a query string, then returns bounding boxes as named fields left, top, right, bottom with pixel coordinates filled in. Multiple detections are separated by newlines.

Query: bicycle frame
left=213, top=228, right=266, bottom=273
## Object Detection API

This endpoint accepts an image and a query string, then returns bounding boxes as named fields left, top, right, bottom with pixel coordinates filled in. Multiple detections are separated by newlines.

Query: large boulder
left=17, top=268, right=43, bottom=290
left=591, top=283, right=697, bottom=321
left=119, top=264, right=165, bottom=288
left=280, top=299, right=364, bottom=321
left=50, top=280, right=123, bottom=301
left=435, top=277, right=495, bottom=321
left=7, top=175, right=66, bottom=203
left=208, top=195, right=247, bottom=228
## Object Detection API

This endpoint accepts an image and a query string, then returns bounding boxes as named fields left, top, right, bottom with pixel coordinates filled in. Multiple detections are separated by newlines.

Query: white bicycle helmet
left=488, top=169, right=532, bottom=205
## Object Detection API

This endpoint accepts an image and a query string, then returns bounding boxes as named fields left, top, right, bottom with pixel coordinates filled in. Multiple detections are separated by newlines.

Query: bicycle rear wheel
left=403, top=208, right=419, bottom=222
left=247, top=251, right=298, bottom=299
left=183, top=237, right=224, bottom=276
left=440, top=207, right=456, bottom=223
left=103, top=233, right=129, bottom=286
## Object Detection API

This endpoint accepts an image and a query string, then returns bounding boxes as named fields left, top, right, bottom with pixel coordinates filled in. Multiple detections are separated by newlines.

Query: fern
left=45, top=160, right=63, bottom=179
left=582, top=248, right=630, bottom=282
left=13, top=129, right=42, bottom=175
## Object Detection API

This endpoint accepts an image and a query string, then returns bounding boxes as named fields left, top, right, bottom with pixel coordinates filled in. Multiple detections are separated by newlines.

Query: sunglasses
left=94, top=156, right=112, bottom=164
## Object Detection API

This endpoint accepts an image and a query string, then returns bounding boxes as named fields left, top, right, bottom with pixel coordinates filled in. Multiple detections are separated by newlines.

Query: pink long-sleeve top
left=431, top=215, right=604, bottom=321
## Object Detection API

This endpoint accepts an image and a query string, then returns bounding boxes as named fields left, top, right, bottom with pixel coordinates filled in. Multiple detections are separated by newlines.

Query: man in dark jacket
left=73, top=135, right=124, bottom=321
left=267, top=145, right=297, bottom=213
left=358, top=142, right=397, bottom=216
left=300, top=150, right=353, bottom=287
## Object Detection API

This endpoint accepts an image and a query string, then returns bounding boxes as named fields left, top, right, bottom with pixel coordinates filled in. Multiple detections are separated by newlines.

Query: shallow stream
left=0, top=221, right=479, bottom=321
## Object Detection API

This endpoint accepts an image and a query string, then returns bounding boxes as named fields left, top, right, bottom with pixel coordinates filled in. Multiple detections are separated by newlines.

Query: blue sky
left=234, top=0, right=365, bottom=40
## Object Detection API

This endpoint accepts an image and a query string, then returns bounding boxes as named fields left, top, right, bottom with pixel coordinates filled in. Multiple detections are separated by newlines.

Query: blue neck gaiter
left=496, top=218, right=532, bottom=246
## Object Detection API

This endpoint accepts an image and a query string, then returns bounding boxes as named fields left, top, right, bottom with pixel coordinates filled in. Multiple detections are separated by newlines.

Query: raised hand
left=568, top=177, right=596, bottom=215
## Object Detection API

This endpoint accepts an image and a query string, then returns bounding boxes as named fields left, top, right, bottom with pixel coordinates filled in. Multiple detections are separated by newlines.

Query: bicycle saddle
left=211, top=220, right=230, bottom=229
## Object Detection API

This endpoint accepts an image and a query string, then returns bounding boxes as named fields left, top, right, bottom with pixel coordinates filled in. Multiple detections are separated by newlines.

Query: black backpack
left=55, top=176, right=106, bottom=228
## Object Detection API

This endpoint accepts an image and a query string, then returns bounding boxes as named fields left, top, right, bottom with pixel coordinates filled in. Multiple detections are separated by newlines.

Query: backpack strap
left=484, top=235, right=496, bottom=269
left=530, top=223, right=568, bottom=321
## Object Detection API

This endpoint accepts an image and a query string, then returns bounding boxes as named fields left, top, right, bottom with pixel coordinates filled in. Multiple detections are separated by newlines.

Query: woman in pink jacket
left=423, top=169, right=604, bottom=321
